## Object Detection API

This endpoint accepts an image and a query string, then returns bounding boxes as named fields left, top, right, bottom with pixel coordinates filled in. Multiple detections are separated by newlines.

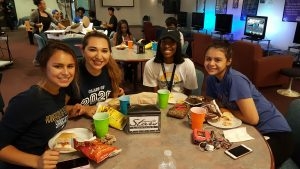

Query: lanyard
left=161, top=63, right=177, bottom=91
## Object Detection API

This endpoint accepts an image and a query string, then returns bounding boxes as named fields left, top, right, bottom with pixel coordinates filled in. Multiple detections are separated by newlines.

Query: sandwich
left=53, top=132, right=76, bottom=151
left=220, top=108, right=234, bottom=126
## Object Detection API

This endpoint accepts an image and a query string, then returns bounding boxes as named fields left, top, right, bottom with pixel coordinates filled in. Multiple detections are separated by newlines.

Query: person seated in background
left=89, top=10, right=101, bottom=27
left=112, top=19, right=135, bottom=82
left=49, top=9, right=61, bottom=30
left=30, top=0, right=65, bottom=35
left=143, top=29, right=197, bottom=95
left=203, top=41, right=294, bottom=168
left=165, top=17, right=184, bottom=47
left=0, top=41, right=83, bottom=168
left=68, top=31, right=124, bottom=109
left=102, top=7, right=117, bottom=37
left=73, top=6, right=85, bottom=23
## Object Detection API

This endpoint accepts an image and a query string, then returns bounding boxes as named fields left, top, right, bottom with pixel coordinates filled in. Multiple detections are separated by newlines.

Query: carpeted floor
left=1, top=29, right=299, bottom=118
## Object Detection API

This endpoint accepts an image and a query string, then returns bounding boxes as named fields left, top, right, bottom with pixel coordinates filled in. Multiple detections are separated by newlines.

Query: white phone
left=224, top=144, right=253, bottom=159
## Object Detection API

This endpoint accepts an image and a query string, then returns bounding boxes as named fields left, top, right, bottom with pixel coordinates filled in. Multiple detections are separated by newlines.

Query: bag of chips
left=74, top=138, right=121, bottom=163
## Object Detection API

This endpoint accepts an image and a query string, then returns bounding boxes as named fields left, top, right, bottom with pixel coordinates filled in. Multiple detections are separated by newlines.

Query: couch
left=191, top=33, right=213, bottom=66
left=231, top=41, right=294, bottom=88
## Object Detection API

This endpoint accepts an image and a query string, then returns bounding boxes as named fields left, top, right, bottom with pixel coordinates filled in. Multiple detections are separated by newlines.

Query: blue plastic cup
left=119, top=95, right=130, bottom=115
left=152, top=42, right=158, bottom=51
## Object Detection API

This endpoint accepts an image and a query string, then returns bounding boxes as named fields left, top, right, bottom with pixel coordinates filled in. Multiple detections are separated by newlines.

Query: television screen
left=177, top=12, right=187, bottom=27
left=215, top=14, right=233, bottom=34
left=191, top=12, right=205, bottom=30
left=293, top=22, right=300, bottom=44
left=244, top=16, right=268, bottom=40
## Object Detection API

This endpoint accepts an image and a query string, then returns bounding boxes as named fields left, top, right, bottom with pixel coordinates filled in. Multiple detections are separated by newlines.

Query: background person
left=203, top=41, right=294, bottom=168
left=143, top=29, right=197, bottom=95
left=68, top=31, right=124, bottom=108
left=102, top=7, right=117, bottom=37
left=73, top=6, right=85, bottom=24
left=165, top=17, right=184, bottom=47
left=112, top=19, right=135, bottom=82
left=30, top=0, right=65, bottom=35
left=0, top=41, right=80, bottom=169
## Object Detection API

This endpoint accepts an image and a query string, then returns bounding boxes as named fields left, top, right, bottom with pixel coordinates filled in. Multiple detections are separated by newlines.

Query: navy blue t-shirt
left=0, top=85, right=68, bottom=168
left=69, top=59, right=113, bottom=106
left=206, top=68, right=291, bottom=134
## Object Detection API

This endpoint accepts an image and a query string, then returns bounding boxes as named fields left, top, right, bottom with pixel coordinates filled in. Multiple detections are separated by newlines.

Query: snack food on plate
left=53, top=132, right=76, bottom=151
left=74, top=138, right=121, bottom=163
left=185, top=95, right=205, bottom=106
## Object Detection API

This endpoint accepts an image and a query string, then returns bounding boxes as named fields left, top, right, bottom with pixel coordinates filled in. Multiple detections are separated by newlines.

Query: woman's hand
left=118, top=87, right=125, bottom=96
left=37, top=150, right=59, bottom=169
left=68, top=104, right=97, bottom=118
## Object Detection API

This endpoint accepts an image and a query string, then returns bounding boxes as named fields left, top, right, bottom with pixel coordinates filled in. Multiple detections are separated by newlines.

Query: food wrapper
left=97, top=105, right=127, bottom=130
left=167, top=103, right=190, bottom=119
left=130, top=92, right=157, bottom=105
left=74, top=138, right=121, bottom=163
left=201, top=99, right=222, bottom=121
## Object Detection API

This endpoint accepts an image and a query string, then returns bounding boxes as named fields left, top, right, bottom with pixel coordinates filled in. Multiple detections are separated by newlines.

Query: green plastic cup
left=157, top=89, right=170, bottom=109
left=93, top=112, right=109, bottom=138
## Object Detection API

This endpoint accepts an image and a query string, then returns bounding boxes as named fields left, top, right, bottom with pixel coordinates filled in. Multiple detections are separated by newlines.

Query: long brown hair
left=82, top=31, right=122, bottom=97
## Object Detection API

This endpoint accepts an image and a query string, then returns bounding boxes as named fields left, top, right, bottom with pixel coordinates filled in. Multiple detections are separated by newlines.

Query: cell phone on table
left=56, top=157, right=90, bottom=169
left=224, top=144, right=253, bottom=159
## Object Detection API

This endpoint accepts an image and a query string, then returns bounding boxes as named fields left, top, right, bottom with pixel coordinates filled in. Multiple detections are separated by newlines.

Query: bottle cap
left=164, top=150, right=172, bottom=156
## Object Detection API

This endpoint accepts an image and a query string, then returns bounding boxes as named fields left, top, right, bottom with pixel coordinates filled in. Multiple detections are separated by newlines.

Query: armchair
left=231, top=41, right=294, bottom=88
left=191, top=33, right=213, bottom=66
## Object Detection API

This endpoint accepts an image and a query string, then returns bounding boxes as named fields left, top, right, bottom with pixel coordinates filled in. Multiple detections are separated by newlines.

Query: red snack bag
left=74, top=138, right=120, bottom=163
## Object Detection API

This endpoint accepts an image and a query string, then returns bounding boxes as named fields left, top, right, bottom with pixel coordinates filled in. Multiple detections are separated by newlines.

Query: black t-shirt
left=0, top=85, right=68, bottom=168
left=108, top=15, right=118, bottom=35
left=69, top=59, right=113, bottom=106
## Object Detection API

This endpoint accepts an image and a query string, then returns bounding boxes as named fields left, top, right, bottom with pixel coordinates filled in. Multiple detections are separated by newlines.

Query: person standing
left=30, top=0, right=65, bottom=35
left=203, top=41, right=294, bottom=168
left=103, top=7, right=117, bottom=37
left=0, top=41, right=80, bottom=169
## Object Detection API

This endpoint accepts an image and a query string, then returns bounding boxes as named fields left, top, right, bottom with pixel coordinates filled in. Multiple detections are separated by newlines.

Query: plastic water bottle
left=158, top=150, right=176, bottom=169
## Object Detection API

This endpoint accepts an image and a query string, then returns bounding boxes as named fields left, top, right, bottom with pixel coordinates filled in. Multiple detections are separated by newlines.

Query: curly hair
left=82, top=31, right=122, bottom=97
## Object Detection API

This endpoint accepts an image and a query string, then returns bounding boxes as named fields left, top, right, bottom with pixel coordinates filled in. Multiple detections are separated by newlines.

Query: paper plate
left=207, top=116, right=242, bottom=129
left=168, top=92, right=188, bottom=104
left=48, top=128, right=93, bottom=153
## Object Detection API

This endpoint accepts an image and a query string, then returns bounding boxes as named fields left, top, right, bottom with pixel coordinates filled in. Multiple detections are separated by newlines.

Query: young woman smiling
left=143, top=29, right=197, bottom=95
left=0, top=41, right=79, bottom=169
left=68, top=31, right=123, bottom=109
left=204, top=41, right=294, bottom=168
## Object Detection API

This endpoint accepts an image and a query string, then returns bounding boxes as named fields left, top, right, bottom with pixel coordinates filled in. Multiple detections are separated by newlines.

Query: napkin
left=223, top=127, right=254, bottom=142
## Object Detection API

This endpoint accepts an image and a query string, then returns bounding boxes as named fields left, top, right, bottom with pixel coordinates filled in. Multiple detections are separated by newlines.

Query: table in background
left=60, top=108, right=274, bottom=169
left=241, top=37, right=271, bottom=55
left=112, top=47, right=155, bottom=89
left=0, top=32, right=13, bottom=68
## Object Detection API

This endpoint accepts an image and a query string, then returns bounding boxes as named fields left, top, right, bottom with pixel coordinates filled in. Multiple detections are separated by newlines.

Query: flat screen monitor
left=164, top=0, right=180, bottom=14
left=293, top=22, right=300, bottom=44
left=191, top=12, right=205, bottom=30
left=215, top=14, right=233, bottom=34
left=177, top=12, right=187, bottom=27
left=244, top=15, right=268, bottom=40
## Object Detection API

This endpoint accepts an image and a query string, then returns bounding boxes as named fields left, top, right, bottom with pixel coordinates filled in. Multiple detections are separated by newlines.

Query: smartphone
left=224, top=144, right=253, bottom=159
left=56, top=157, right=90, bottom=169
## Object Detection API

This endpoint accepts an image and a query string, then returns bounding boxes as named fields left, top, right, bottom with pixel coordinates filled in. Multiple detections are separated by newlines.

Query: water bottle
left=158, top=150, right=176, bottom=169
